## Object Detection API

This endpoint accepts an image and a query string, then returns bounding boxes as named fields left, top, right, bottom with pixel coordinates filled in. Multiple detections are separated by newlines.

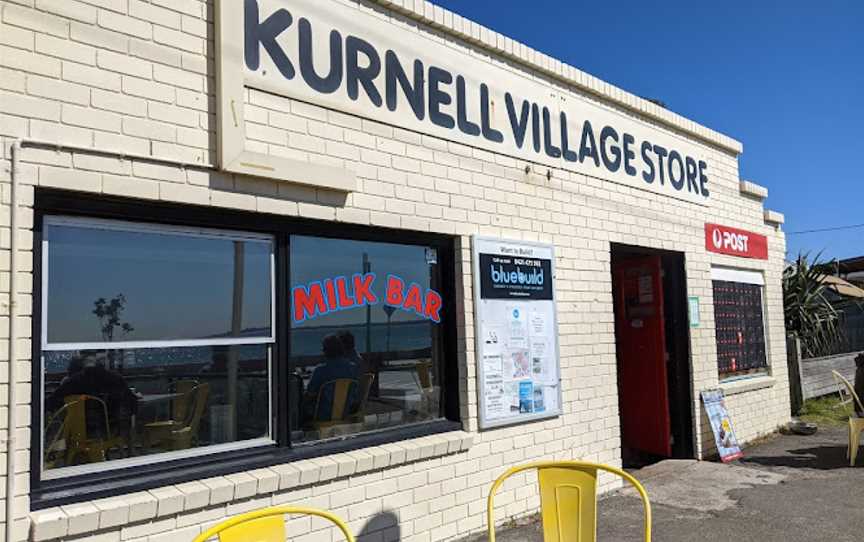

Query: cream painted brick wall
left=0, top=0, right=790, bottom=540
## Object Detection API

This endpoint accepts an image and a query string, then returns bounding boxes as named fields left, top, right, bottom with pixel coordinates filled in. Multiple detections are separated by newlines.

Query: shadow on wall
left=358, top=510, right=400, bottom=541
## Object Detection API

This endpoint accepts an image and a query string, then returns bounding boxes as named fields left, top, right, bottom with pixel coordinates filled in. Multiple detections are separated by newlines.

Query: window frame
left=286, top=233, right=448, bottom=444
left=710, top=267, right=771, bottom=381
left=39, top=215, right=279, bottom=480
left=31, top=189, right=461, bottom=509
left=41, top=215, right=277, bottom=351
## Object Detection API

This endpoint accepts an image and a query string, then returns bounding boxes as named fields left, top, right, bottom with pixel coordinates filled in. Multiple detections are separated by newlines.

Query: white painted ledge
left=739, top=180, right=768, bottom=200
left=30, top=430, right=474, bottom=541
left=764, top=209, right=785, bottom=225
left=720, top=375, right=776, bottom=396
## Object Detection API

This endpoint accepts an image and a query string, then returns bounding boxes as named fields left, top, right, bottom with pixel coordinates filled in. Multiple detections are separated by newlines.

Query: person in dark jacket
left=305, top=334, right=359, bottom=423
left=337, top=330, right=367, bottom=373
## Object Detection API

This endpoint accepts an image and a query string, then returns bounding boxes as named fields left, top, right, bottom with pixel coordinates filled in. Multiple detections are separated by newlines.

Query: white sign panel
left=473, top=237, right=562, bottom=429
left=221, top=0, right=716, bottom=204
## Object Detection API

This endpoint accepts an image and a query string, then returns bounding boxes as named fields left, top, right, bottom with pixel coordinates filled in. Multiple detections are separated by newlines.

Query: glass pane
left=45, top=221, right=273, bottom=344
left=289, top=236, right=443, bottom=443
left=712, top=280, right=767, bottom=376
left=43, top=345, right=271, bottom=473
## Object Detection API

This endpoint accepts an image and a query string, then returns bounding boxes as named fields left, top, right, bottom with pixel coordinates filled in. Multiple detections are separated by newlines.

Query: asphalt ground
left=460, top=426, right=864, bottom=541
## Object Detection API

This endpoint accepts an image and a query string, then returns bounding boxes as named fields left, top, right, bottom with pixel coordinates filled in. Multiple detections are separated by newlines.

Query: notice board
left=701, top=389, right=743, bottom=462
left=473, top=237, right=562, bottom=429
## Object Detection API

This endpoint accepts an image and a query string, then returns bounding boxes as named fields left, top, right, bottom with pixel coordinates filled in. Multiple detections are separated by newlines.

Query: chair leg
left=851, top=422, right=862, bottom=467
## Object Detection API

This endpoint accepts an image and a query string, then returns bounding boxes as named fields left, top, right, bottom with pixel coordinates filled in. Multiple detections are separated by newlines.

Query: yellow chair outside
left=832, top=370, right=864, bottom=466
left=191, top=506, right=355, bottom=542
left=487, top=460, right=652, bottom=542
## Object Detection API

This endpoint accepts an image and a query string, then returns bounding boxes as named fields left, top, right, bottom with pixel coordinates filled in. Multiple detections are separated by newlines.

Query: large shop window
left=289, top=236, right=444, bottom=443
left=711, top=267, right=768, bottom=379
left=36, top=204, right=454, bottom=490
left=41, top=217, right=275, bottom=478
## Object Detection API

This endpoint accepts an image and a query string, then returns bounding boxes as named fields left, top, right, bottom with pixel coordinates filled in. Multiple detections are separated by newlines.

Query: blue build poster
left=701, top=389, right=743, bottom=462
left=518, top=381, right=534, bottom=413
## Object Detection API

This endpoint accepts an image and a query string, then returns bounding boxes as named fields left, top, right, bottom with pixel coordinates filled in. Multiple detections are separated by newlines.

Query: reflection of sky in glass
left=46, top=224, right=272, bottom=344
left=290, top=236, right=434, bottom=328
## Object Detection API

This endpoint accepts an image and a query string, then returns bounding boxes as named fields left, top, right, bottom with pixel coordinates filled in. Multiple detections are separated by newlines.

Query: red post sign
left=705, top=224, right=768, bottom=260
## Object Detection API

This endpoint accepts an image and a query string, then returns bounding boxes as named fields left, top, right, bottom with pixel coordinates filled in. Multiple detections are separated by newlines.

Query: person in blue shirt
left=305, top=333, right=359, bottom=423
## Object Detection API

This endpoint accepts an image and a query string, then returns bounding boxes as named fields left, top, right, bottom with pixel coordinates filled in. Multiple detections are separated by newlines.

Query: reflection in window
left=713, top=280, right=768, bottom=377
left=289, top=236, right=444, bottom=443
left=45, top=219, right=272, bottom=344
left=43, top=346, right=270, bottom=471
left=41, top=217, right=274, bottom=476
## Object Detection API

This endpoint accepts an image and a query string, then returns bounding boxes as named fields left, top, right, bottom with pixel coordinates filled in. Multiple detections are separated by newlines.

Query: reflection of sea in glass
left=44, top=345, right=267, bottom=375
left=290, top=321, right=431, bottom=356
left=42, top=345, right=270, bottom=472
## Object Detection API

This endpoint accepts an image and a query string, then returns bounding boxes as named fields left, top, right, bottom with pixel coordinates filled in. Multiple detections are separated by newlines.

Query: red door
left=613, top=256, right=672, bottom=457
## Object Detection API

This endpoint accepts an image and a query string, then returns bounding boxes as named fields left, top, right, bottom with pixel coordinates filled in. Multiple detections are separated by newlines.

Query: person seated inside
left=46, top=353, right=138, bottom=448
left=304, top=334, right=359, bottom=424
left=337, top=330, right=363, bottom=369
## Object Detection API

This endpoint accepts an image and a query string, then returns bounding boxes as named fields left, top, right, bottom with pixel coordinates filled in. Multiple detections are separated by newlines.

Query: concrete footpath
left=462, top=427, right=864, bottom=541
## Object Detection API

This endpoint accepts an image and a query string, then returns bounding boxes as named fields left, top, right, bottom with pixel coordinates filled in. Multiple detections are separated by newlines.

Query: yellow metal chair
left=348, top=373, right=376, bottom=424
left=144, top=383, right=210, bottom=451
left=832, top=370, right=864, bottom=466
left=414, top=359, right=433, bottom=391
left=45, top=395, right=125, bottom=467
left=191, top=506, right=355, bottom=542
left=313, top=378, right=359, bottom=428
left=487, top=461, right=652, bottom=542
left=172, top=379, right=200, bottom=422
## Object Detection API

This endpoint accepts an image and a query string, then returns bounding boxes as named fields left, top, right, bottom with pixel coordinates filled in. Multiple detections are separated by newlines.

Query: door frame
left=611, top=244, right=695, bottom=460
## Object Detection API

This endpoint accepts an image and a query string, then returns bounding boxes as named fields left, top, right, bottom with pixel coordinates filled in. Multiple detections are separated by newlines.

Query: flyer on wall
left=473, top=236, right=562, bottom=429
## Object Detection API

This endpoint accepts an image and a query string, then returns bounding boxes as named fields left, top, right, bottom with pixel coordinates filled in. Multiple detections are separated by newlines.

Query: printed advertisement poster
left=474, top=237, right=562, bottom=429
left=518, top=381, right=534, bottom=413
left=701, top=389, right=744, bottom=463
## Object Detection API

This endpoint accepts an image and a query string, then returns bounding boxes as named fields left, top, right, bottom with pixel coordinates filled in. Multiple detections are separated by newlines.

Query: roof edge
left=372, top=0, right=745, bottom=156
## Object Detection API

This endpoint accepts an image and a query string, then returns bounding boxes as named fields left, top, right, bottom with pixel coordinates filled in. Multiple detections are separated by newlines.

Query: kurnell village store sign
left=218, top=0, right=714, bottom=204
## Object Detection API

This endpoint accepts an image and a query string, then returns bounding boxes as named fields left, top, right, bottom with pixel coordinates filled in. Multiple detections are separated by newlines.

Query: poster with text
left=701, top=389, right=743, bottom=463
left=474, top=237, right=562, bottom=428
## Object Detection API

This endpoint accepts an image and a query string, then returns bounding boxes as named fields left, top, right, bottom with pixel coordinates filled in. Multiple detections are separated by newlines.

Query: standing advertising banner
left=701, top=389, right=744, bottom=462
left=473, top=237, right=562, bottom=429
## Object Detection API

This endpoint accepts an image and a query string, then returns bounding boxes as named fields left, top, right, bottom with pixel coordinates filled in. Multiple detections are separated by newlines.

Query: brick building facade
left=0, top=0, right=789, bottom=540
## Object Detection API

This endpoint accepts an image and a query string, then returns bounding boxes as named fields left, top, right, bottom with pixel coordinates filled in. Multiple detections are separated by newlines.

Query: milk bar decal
left=292, top=273, right=443, bottom=324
